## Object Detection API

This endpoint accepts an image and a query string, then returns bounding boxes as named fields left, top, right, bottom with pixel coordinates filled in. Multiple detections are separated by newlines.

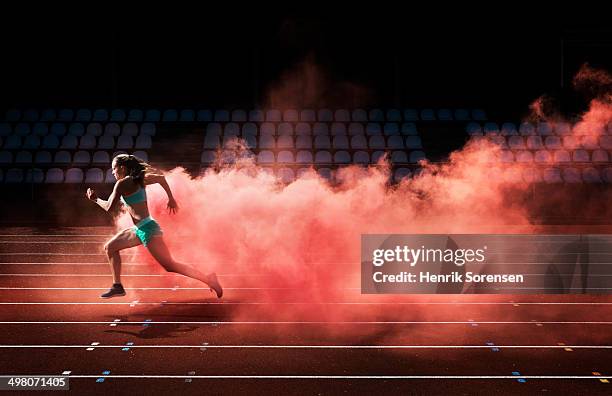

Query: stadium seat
left=0, top=123, right=11, bottom=136
left=45, top=168, right=64, bottom=183
left=3, top=135, right=21, bottom=149
left=180, top=110, right=195, bottom=122
left=242, top=123, right=258, bottom=136
left=318, top=109, right=333, bottom=122
left=572, top=149, right=590, bottom=162
left=366, top=123, right=382, bottom=135
left=330, top=123, right=346, bottom=136
left=41, top=135, right=60, bottom=149
left=25, top=168, right=44, bottom=183
left=405, top=136, right=422, bottom=149
left=259, top=135, right=274, bottom=149
left=353, top=151, right=369, bottom=164
left=601, top=136, right=612, bottom=150
left=371, top=151, right=385, bottom=163
left=318, top=168, right=332, bottom=181
left=300, top=109, right=316, bottom=122
left=54, top=151, right=71, bottom=164
left=283, top=109, right=299, bottom=122
left=75, top=109, right=92, bottom=122
left=60, top=136, right=78, bottom=149
left=277, top=135, right=293, bottom=149
left=401, top=123, right=418, bottom=135
left=79, top=135, right=96, bottom=149
left=335, top=109, right=350, bottom=122
left=163, top=109, right=179, bottom=122
left=110, top=109, right=126, bottom=122
left=484, top=122, right=500, bottom=135
left=437, top=109, right=453, bottom=121
left=224, top=123, right=240, bottom=137
left=332, top=135, right=349, bottom=150
left=14, top=123, right=30, bottom=136
left=50, top=123, right=67, bottom=136
left=537, top=122, right=554, bottom=136
left=519, top=122, right=536, bottom=136
left=534, top=150, right=552, bottom=163
left=603, top=168, right=612, bottom=183
left=296, top=136, right=312, bottom=149
left=545, top=136, right=562, bottom=150
left=471, top=109, right=487, bottom=121
left=73, top=150, right=91, bottom=165
left=206, top=123, right=222, bottom=136
left=296, top=150, right=313, bottom=163
left=278, top=123, right=294, bottom=135
left=525, top=136, right=543, bottom=150
left=92, top=151, right=110, bottom=165
left=104, top=123, right=121, bottom=137
left=581, top=136, right=599, bottom=150
left=5, top=168, right=24, bottom=183
left=515, top=151, right=533, bottom=163
left=34, top=151, right=52, bottom=164
left=23, top=135, right=41, bottom=149
left=333, top=150, right=351, bottom=164
left=369, top=136, right=385, bottom=150
left=203, top=133, right=220, bottom=149
left=85, top=168, right=104, bottom=183
left=351, top=135, right=367, bottom=149
left=383, top=123, right=399, bottom=136
left=97, top=136, right=115, bottom=150
left=295, top=123, right=311, bottom=136
left=351, top=109, right=367, bottom=122
left=420, top=109, right=435, bottom=121
left=68, top=123, right=85, bottom=136
left=499, top=150, right=514, bottom=162
left=508, top=136, right=525, bottom=150
left=128, top=109, right=144, bottom=122
left=313, top=123, right=329, bottom=136
left=410, top=151, right=426, bottom=163
left=145, top=109, right=161, bottom=122
left=592, top=150, right=609, bottom=163
left=553, top=150, right=571, bottom=163
left=369, top=109, right=385, bottom=122
left=86, top=123, right=103, bottom=136
left=260, top=123, right=275, bottom=136
left=394, top=168, right=411, bottom=182
left=65, top=168, right=84, bottom=183
left=348, top=123, right=364, bottom=136
left=277, top=150, right=294, bottom=163
left=501, top=122, right=518, bottom=136
left=15, top=151, right=32, bottom=164
left=555, top=122, right=572, bottom=135
left=454, top=109, right=470, bottom=121
left=197, top=110, right=213, bottom=122
left=33, top=123, right=48, bottom=136
left=314, top=135, right=331, bottom=149
left=0, top=150, right=11, bottom=164
left=391, top=151, right=408, bottom=163
left=266, top=110, right=281, bottom=122
left=315, top=151, right=332, bottom=164
left=132, top=151, right=148, bottom=162
left=562, top=136, right=579, bottom=150
left=135, top=135, right=152, bottom=149
left=257, top=150, right=274, bottom=164
left=277, top=168, right=295, bottom=183
left=93, top=109, right=108, bottom=122
left=122, top=123, right=139, bottom=136
left=542, top=168, right=562, bottom=183
left=466, top=122, right=482, bottom=136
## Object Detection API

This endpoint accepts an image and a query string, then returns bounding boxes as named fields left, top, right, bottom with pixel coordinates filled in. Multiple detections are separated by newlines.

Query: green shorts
left=133, top=216, right=163, bottom=247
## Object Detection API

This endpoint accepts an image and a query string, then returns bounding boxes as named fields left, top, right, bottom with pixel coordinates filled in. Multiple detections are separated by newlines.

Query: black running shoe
left=100, top=285, right=126, bottom=298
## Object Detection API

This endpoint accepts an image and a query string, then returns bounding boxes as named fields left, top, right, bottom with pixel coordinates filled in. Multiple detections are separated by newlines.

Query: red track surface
left=0, top=227, right=611, bottom=395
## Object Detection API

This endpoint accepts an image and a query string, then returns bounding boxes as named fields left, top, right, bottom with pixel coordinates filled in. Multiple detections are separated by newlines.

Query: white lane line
left=0, top=321, right=610, bottom=325
left=0, top=344, right=610, bottom=349
left=24, top=375, right=612, bottom=379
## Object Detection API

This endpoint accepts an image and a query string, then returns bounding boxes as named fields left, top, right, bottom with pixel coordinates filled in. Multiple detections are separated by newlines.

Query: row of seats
left=201, top=150, right=427, bottom=165
left=204, top=122, right=419, bottom=136
left=4, top=108, right=487, bottom=123
left=467, top=121, right=612, bottom=136
left=481, top=135, right=612, bottom=151
left=489, top=167, right=612, bottom=184
left=0, top=122, right=156, bottom=137
left=1, top=167, right=117, bottom=183
left=498, top=149, right=611, bottom=163
left=2, top=135, right=152, bottom=150
left=0, top=150, right=148, bottom=165
left=204, top=135, right=423, bottom=150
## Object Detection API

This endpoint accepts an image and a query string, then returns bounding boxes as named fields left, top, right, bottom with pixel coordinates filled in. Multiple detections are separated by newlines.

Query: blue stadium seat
left=351, top=135, right=367, bottom=149
left=334, top=151, right=351, bottom=164
left=277, top=168, right=295, bottom=183
left=105, top=169, right=116, bottom=183
left=128, top=109, right=144, bottom=122
left=15, top=151, right=32, bottom=164
left=386, top=109, right=402, bottom=122
left=0, top=123, right=11, bottom=136
left=318, top=109, right=333, bottom=122
left=371, top=151, right=385, bottom=163
left=313, top=123, right=329, bottom=136
left=133, top=151, right=148, bottom=162
left=222, top=134, right=237, bottom=147
left=243, top=134, right=257, bottom=148
left=554, top=150, right=571, bottom=163
left=484, top=122, right=500, bottom=135
left=296, top=150, right=313, bottom=163
left=348, top=123, right=364, bottom=136
left=75, top=109, right=92, bottom=122
left=45, top=168, right=64, bottom=183
left=277, top=135, right=293, bottom=149
left=572, top=149, right=590, bottom=162
left=135, top=136, right=151, bottom=149
left=224, top=123, right=240, bottom=137
left=5, top=168, right=24, bottom=183
left=295, top=123, right=311, bottom=136
left=562, top=167, right=581, bottom=183
left=383, top=123, right=399, bottom=136
left=437, top=109, right=453, bottom=121
left=163, top=109, right=179, bottom=122
left=122, top=123, right=139, bottom=136
left=85, top=168, right=104, bottom=183
left=315, top=150, right=332, bottom=164
left=68, top=123, right=85, bottom=136
left=454, top=109, right=470, bottom=121
left=317, top=168, right=332, bottom=181
left=394, top=168, right=411, bottom=182
left=23, top=109, right=39, bottom=122
left=4, top=135, right=21, bottom=149
left=33, top=123, right=48, bottom=136
left=534, top=150, right=552, bottom=163
left=296, top=136, right=312, bottom=149
left=499, top=150, right=514, bottom=162
left=110, top=109, right=126, bottom=122
left=58, top=109, right=74, bottom=122
left=369, top=109, right=384, bottom=122
left=54, top=151, right=71, bottom=164
left=138, top=122, right=155, bottom=137
left=197, top=110, right=213, bottom=122
left=50, top=123, right=66, bottom=136
left=508, top=136, right=525, bottom=150
left=248, top=110, right=264, bottom=122
left=25, top=168, right=44, bottom=183
left=201, top=151, right=215, bottom=164
left=537, top=122, right=554, bottom=136
left=40, top=109, right=56, bottom=122
left=420, top=109, right=435, bottom=121
left=73, top=150, right=91, bottom=165
left=314, top=135, right=331, bottom=149
left=403, top=109, right=418, bottom=121
left=34, top=151, right=52, bottom=164
left=23, top=135, right=41, bottom=149
left=260, top=123, right=275, bottom=136
left=64, top=168, right=83, bottom=183
left=283, top=109, right=298, bottom=122
left=501, top=123, right=518, bottom=136
left=330, top=123, right=346, bottom=136
left=266, top=110, right=281, bottom=122
left=60, top=136, right=78, bottom=149
left=519, top=122, right=535, bottom=136
left=277, top=150, right=294, bottom=163
left=391, top=151, right=408, bottom=163
left=515, top=151, right=533, bottom=163
left=145, top=110, right=161, bottom=122
left=257, top=151, right=274, bottom=164
left=104, top=123, right=120, bottom=137
left=592, top=149, right=609, bottom=163
left=206, top=123, right=222, bottom=137
left=582, top=168, right=601, bottom=183
left=335, top=109, right=350, bottom=122
left=555, top=122, right=572, bottom=136
left=179, top=110, right=195, bottom=122
left=366, top=123, right=382, bottom=136
left=97, top=136, right=115, bottom=150
left=93, top=109, right=108, bottom=122
left=14, top=123, right=30, bottom=136
left=333, top=135, right=349, bottom=149
left=5, top=109, right=21, bottom=122
left=278, top=123, right=293, bottom=136
left=387, top=135, right=404, bottom=149
left=410, top=151, right=426, bottom=163
left=203, top=133, right=220, bottom=149
left=0, top=150, right=12, bottom=164
left=353, top=151, right=369, bottom=164
left=400, top=123, right=417, bottom=136
left=41, top=135, right=59, bottom=149
left=92, top=151, right=110, bottom=165
left=300, top=109, right=316, bottom=122
left=242, top=123, right=257, bottom=137
left=471, top=109, right=487, bottom=121
left=466, top=122, right=482, bottom=136
left=351, top=109, right=367, bottom=122
left=259, top=135, right=275, bottom=149
left=369, top=136, right=385, bottom=149
left=405, top=136, right=422, bottom=149
left=544, top=136, right=561, bottom=150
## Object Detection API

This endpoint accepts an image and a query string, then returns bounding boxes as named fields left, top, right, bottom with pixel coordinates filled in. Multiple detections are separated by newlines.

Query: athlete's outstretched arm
left=86, top=179, right=125, bottom=212
left=144, top=172, right=178, bottom=213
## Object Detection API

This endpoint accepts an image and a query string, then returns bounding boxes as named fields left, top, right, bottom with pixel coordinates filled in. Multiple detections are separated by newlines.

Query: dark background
left=1, top=11, right=610, bottom=118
